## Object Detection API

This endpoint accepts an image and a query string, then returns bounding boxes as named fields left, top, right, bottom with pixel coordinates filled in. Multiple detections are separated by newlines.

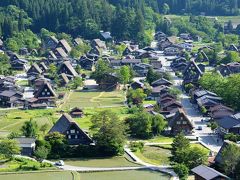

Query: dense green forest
left=0, top=0, right=240, bottom=43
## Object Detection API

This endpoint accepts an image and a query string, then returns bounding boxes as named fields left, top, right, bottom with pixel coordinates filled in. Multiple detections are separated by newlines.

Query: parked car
left=55, top=160, right=64, bottom=166
left=197, top=126, right=202, bottom=130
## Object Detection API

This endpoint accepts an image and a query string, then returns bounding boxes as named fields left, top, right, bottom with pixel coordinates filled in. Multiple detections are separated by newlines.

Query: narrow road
left=160, top=55, right=222, bottom=153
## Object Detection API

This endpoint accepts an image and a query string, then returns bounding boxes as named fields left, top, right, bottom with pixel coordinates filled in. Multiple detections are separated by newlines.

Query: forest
left=0, top=0, right=239, bottom=43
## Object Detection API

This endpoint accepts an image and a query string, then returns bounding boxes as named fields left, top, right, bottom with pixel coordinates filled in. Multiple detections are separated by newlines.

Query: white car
left=55, top=160, right=64, bottom=166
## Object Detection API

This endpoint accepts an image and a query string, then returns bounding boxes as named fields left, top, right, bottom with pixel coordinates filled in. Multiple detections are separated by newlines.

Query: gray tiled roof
left=191, top=165, right=229, bottom=180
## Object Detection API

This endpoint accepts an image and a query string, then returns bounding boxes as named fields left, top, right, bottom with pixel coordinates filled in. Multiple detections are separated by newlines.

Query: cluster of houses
left=155, top=31, right=195, bottom=56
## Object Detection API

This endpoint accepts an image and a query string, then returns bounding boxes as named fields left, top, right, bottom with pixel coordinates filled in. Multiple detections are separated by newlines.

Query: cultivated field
left=0, top=171, right=80, bottom=180
left=79, top=170, right=170, bottom=180
left=63, top=155, right=140, bottom=167
left=62, top=90, right=126, bottom=109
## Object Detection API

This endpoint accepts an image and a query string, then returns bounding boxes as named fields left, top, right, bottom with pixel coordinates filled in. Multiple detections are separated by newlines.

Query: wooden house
left=70, top=107, right=84, bottom=118
left=34, top=82, right=57, bottom=106
left=168, top=108, right=194, bottom=135
left=0, top=90, right=23, bottom=107
left=182, top=60, right=203, bottom=85
left=57, top=39, right=72, bottom=54
left=59, top=73, right=70, bottom=87
left=49, top=113, right=93, bottom=145
left=191, top=165, right=229, bottom=180
left=58, top=61, right=78, bottom=78
left=216, top=116, right=240, bottom=136
left=27, top=63, right=43, bottom=77
left=209, top=105, right=234, bottom=120
left=15, top=138, right=36, bottom=156
left=54, top=47, right=68, bottom=58
left=218, top=62, right=240, bottom=76
left=91, top=39, right=106, bottom=50
left=97, top=73, right=119, bottom=90
left=151, top=78, right=173, bottom=87
left=38, top=62, right=48, bottom=73
left=73, top=38, right=83, bottom=46
left=161, top=100, right=182, bottom=112
left=44, top=36, right=59, bottom=49
left=79, top=57, right=95, bottom=71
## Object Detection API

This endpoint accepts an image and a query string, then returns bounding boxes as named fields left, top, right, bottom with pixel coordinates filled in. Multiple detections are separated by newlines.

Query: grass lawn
left=147, top=135, right=174, bottom=144
left=0, top=171, right=79, bottom=180
left=135, top=145, right=172, bottom=166
left=134, top=143, right=210, bottom=166
left=16, top=80, right=28, bottom=87
left=79, top=170, right=170, bottom=180
left=63, top=155, right=141, bottom=167
left=62, top=90, right=125, bottom=109
left=73, top=106, right=129, bottom=131
left=0, top=109, right=59, bottom=137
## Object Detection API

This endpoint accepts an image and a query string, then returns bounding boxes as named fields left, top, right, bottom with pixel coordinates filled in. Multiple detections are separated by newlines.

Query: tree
left=69, top=77, right=83, bottom=89
left=118, top=66, right=131, bottom=86
left=221, top=51, right=240, bottom=64
left=75, top=65, right=81, bottom=74
left=127, top=89, right=147, bottom=106
left=48, top=64, right=58, bottom=79
left=90, top=110, right=126, bottom=156
left=146, top=67, right=160, bottom=84
left=171, top=133, right=190, bottom=162
left=221, top=143, right=240, bottom=176
left=34, top=146, right=49, bottom=160
left=92, top=59, right=112, bottom=83
left=126, top=112, right=153, bottom=138
left=45, top=132, right=67, bottom=159
left=162, top=3, right=170, bottom=14
left=21, top=119, right=38, bottom=138
left=40, top=124, right=49, bottom=135
left=0, top=139, right=21, bottom=159
left=185, top=147, right=208, bottom=169
left=151, top=115, right=167, bottom=135
left=173, top=163, right=189, bottom=180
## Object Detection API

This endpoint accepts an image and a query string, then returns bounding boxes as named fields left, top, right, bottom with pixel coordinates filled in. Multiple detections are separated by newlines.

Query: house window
left=182, top=121, right=187, bottom=125
left=42, top=92, right=45, bottom=95
left=68, top=135, right=71, bottom=139
left=77, top=131, right=79, bottom=134
left=67, top=131, right=69, bottom=134
left=75, top=135, right=78, bottom=139
left=45, top=89, right=47, bottom=92
left=177, top=121, right=181, bottom=124
left=70, top=129, right=75, bottom=133
left=47, top=92, right=50, bottom=95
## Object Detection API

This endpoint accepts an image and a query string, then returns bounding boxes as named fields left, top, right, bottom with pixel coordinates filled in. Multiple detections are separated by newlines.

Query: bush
left=129, top=142, right=144, bottom=152
left=174, top=163, right=189, bottom=180
left=225, top=133, right=240, bottom=142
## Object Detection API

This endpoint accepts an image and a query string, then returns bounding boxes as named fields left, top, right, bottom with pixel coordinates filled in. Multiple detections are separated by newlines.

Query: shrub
left=129, top=142, right=144, bottom=152
left=174, top=163, right=189, bottom=180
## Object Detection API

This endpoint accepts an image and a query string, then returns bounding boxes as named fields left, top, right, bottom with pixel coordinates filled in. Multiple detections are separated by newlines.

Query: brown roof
left=60, top=73, right=70, bottom=84
left=60, top=61, right=78, bottom=77
left=34, top=82, right=57, bottom=98
left=59, top=39, right=72, bottom=53
left=55, top=47, right=68, bottom=58
left=162, top=100, right=182, bottom=109
left=169, top=108, right=194, bottom=128
left=49, top=50, right=57, bottom=59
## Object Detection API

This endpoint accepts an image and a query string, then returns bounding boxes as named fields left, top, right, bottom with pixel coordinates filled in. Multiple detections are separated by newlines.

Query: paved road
left=160, top=54, right=222, bottom=153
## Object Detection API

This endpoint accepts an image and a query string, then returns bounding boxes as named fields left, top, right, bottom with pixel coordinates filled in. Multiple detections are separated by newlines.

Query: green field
left=79, top=170, right=170, bottom=180
left=135, top=143, right=210, bottom=166
left=63, top=155, right=140, bottom=167
left=147, top=135, right=174, bottom=144
left=135, top=145, right=172, bottom=166
left=165, top=14, right=240, bottom=25
left=62, top=91, right=125, bottom=109
left=0, top=109, right=58, bottom=137
left=0, top=171, right=80, bottom=180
